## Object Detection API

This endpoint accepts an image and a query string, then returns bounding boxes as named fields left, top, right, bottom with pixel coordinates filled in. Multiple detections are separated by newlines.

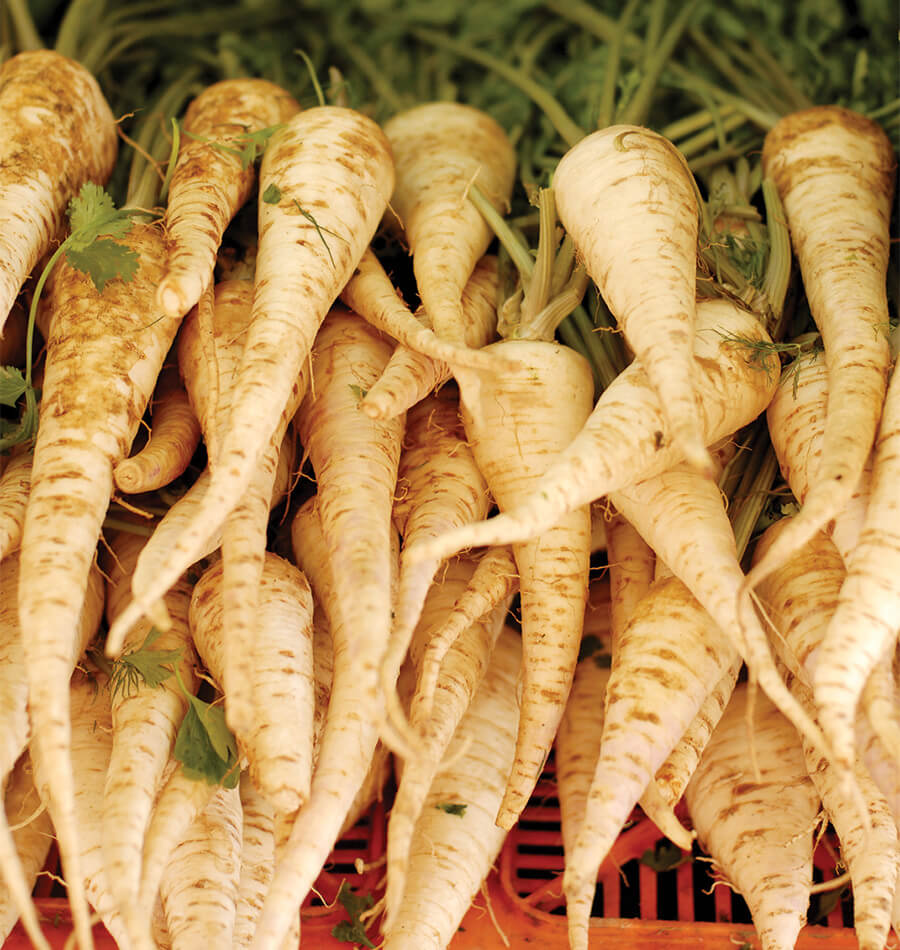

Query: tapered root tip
left=673, top=425, right=716, bottom=481
left=148, top=597, right=173, bottom=633
left=112, top=460, right=145, bottom=494
left=106, top=598, right=162, bottom=658
left=640, top=799, right=695, bottom=850
left=564, top=893, right=592, bottom=950
left=743, top=501, right=832, bottom=596
left=156, top=279, right=191, bottom=319
left=495, top=798, right=522, bottom=832
left=265, top=784, right=307, bottom=816
left=359, top=396, right=386, bottom=420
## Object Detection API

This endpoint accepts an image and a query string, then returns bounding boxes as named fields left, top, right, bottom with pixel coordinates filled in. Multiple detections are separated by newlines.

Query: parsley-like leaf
left=0, top=367, right=27, bottom=407
left=331, top=883, right=375, bottom=948
left=640, top=840, right=690, bottom=872
left=109, top=627, right=183, bottom=701
left=577, top=634, right=604, bottom=663
left=174, top=696, right=240, bottom=788
left=331, top=921, right=376, bottom=948
left=809, top=885, right=848, bottom=925
left=67, top=183, right=136, bottom=245
left=63, top=184, right=140, bottom=292
left=0, top=385, right=38, bottom=453
left=172, top=667, right=240, bottom=788
left=237, top=125, right=285, bottom=169
left=578, top=634, right=611, bottom=667
left=182, top=123, right=284, bottom=171
left=65, top=239, right=140, bottom=293
left=435, top=802, right=467, bottom=816
left=262, top=183, right=282, bottom=204
left=348, top=384, right=367, bottom=401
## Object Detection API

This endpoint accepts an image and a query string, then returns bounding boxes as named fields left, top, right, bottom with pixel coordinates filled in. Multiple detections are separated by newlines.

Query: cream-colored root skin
left=554, top=125, right=706, bottom=471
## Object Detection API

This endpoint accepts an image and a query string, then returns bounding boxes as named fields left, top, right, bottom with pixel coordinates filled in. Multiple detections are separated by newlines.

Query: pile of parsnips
left=0, top=28, right=897, bottom=950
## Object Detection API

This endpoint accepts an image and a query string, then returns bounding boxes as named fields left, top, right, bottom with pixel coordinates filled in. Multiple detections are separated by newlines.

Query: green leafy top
left=97, top=627, right=239, bottom=788
left=0, top=368, right=27, bottom=410
left=67, top=183, right=136, bottom=243
left=809, top=883, right=849, bottom=925
left=0, top=183, right=141, bottom=454
left=331, top=882, right=376, bottom=948
left=64, top=183, right=141, bottom=292
left=172, top=668, right=240, bottom=789
left=577, top=634, right=611, bottom=668
left=183, top=123, right=285, bottom=171
left=261, top=183, right=282, bottom=204
left=640, top=840, right=691, bottom=872
left=108, top=626, right=184, bottom=701
left=435, top=802, right=467, bottom=816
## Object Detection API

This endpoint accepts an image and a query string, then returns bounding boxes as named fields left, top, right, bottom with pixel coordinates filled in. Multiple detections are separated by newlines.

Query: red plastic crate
left=6, top=767, right=889, bottom=948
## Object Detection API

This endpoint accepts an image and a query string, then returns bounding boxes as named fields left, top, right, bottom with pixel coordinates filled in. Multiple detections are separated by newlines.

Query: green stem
left=571, top=304, right=621, bottom=392
left=82, top=5, right=289, bottom=74
left=717, top=37, right=795, bottom=116
left=661, top=103, right=737, bottom=141
left=712, top=203, right=762, bottom=222
left=509, top=211, right=541, bottom=231
left=545, top=0, right=778, bottom=131
left=216, top=41, right=244, bottom=81
left=543, top=0, right=640, bottom=54
left=25, top=244, right=66, bottom=388
left=550, top=233, right=576, bottom=296
left=56, top=0, right=109, bottom=58
left=688, top=135, right=760, bottom=172
left=78, top=29, right=132, bottom=74
left=0, top=240, right=67, bottom=453
left=867, top=98, right=900, bottom=121
left=472, top=182, right=616, bottom=390
left=675, top=111, right=747, bottom=159
left=412, top=26, right=585, bottom=148
left=88, top=644, right=115, bottom=679
left=760, top=178, right=792, bottom=339
left=519, top=188, right=556, bottom=333
left=518, top=18, right=570, bottom=74
left=126, top=67, right=203, bottom=208
left=730, top=431, right=779, bottom=562
left=747, top=34, right=811, bottom=111
left=526, top=269, right=589, bottom=341
left=342, top=39, right=405, bottom=114
left=468, top=184, right=534, bottom=279
left=157, top=118, right=181, bottom=204
left=173, top=664, right=194, bottom=704
left=667, top=65, right=780, bottom=129
left=643, top=0, right=667, bottom=67
left=597, top=0, right=639, bottom=129
left=6, top=0, right=44, bottom=51
left=296, top=48, right=325, bottom=107
left=687, top=27, right=783, bottom=118
left=556, top=317, right=598, bottom=391
left=589, top=289, right=628, bottom=375
left=698, top=182, right=767, bottom=310
left=620, top=0, right=704, bottom=127
left=698, top=248, right=758, bottom=308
